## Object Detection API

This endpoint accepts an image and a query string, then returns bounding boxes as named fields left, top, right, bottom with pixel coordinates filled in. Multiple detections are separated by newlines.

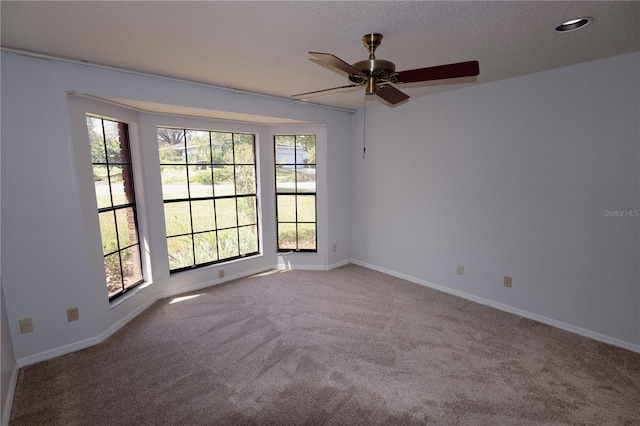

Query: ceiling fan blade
left=309, top=52, right=366, bottom=77
left=376, top=85, right=410, bottom=105
left=292, top=84, right=361, bottom=99
left=393, top=60, right=479, bottom=84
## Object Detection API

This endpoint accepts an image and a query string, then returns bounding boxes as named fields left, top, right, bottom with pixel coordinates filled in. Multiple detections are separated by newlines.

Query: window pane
left=115, top=207, right=139, bottom=249
left=88, top=117, right=107, bottom=163
left=296, top=165, right=316, bottom=193
left=239, top=225, right=258, bottom=255
left=167, top=235, right=194, bottom=270
left=275, top=135, right=296, bottom=165
left=191, top=200, right=216, bottom=233
left=234, top=134, right=255, bottom=164
left=278, top=223, right=297, bottom=250
left=164, top=202, right=191, bottom=237
left=93, top=164, right=109, bottom=180
left=194, top=231, right=218, bottom=264
left=122, top=246, right=143, bottom=289
left=276, top=165, right=295, bottom=193
left=297, top=134, right=316, bottom=165
left=93, top=165, right=111, bottom=209
left=297, top=195, right=316, bottom=222
left=237, top=197, right=256, bottom=226
left=186, top=130, right=210, bottom=164
left=110, top=165, right=135, bottom=206
left=104, top=252, right=123, bottom=298
left=277, top=195, right=296, bottom=222
left=160, top=165, right=188, bottom=200
left=214, top=165, right=235, bottom=196
left=235, top=165, right=256, bottom=195
left=298, top=223, right=316, bottom=250
left=103, top=120, right=124, bottom=164
left=98, top=211, right=117, bottom=256
left=211, top=132, right=233, bottom=164
left=216, top=198, right=238, bottom=229
left=158, top=128, right=185, bottom=163
left=218, top=228, right=239, bottom=259
left=188, top=165, right=213, bottom=198
left=189, top=166, right=214, bottom=196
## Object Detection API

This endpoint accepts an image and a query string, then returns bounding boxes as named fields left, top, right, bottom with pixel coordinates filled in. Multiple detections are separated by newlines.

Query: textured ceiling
left=2, top=1, right=639, bottom=112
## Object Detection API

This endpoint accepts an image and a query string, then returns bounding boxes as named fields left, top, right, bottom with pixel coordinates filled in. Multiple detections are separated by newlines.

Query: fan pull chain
left=363, top=96, right=367, bottom=159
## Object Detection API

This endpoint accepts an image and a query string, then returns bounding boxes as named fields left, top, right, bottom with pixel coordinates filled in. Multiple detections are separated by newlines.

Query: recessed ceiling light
left=555, top=17, right=592, bottom=33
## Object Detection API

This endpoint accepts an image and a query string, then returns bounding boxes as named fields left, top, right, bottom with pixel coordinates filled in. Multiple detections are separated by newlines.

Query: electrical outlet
left=219, top=270, right=225, bottom=278
left=456, top=265, right=464, bottom=275
left=504, top=276, right=512, bottom=288
left=333, top=243, right=337, bottom=252
left=67, top=307, right=79, bottom=322
left=19, top=317, right=33, bottom=334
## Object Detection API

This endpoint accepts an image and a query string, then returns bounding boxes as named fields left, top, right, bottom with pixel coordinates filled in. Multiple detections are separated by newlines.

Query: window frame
left=274, top=133, right=318, bottom=253
left=87, top=115, right=145, bottom=301
left=158, top=126, right=261, bottom=273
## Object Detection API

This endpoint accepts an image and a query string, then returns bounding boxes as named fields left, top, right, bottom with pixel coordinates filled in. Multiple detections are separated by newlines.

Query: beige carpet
left=9, top=265, right=640, bottom=425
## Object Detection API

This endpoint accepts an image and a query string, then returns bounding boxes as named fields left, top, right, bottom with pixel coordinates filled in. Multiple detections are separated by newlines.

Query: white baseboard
left=350, top=259, right=640, bottom=354
left=1, top=364, right=18, bottom=426
left=327, top=259, right=350, bottom=270
left=16, top=336, right=100, bottom=369
left=275, top=258, right=349, bottom=271
left=276, top=263, right=327, bottom=271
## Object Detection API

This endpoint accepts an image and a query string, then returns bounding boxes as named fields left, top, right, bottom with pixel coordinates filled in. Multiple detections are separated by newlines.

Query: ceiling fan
left=292, top=33, right=479, bottom=106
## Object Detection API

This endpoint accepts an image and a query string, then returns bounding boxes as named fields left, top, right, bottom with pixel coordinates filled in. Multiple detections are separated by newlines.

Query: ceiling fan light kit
left=293, top=33, right=480, bottom=106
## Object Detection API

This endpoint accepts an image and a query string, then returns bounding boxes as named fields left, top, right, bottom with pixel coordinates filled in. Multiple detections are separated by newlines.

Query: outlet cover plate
left=67, top=307, right=79, bottom=322
left=19, top=318, right=33, bottom=333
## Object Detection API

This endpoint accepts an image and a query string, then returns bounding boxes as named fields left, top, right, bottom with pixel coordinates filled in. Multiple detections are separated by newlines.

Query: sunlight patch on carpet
left=169, top=293, right=206, bottom=304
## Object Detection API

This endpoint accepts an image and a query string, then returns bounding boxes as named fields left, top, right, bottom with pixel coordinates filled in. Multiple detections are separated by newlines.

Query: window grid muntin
left=159, top=127, right=259, bottom=273
left=88, top=116, right=144, bottom=301
left=275, top=134, right=317, bottom=252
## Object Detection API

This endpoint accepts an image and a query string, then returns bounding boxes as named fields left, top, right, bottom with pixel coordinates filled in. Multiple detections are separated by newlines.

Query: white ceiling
left=2, top=1, right=639, bottom=112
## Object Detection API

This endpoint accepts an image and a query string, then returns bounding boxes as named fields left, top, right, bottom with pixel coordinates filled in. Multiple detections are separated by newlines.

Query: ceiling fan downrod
left=363, top=33, right=383, bottom=59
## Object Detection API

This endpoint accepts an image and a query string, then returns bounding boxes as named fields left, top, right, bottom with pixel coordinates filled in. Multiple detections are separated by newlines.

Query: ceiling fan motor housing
left=351, top=59, right=396, bottom=78
left=351, top=59, right=396, bottom=94
left=349, top=33, right=397, bottom=94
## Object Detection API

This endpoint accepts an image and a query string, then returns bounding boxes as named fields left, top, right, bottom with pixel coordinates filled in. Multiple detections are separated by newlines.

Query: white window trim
left=68, top=97, right=152, bottom=307
left=270, top=125, right=327, bottom=270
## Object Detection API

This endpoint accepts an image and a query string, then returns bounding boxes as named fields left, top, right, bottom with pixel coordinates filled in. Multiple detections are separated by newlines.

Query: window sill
left=109, top=281, right=152, bottom=309
left=168, top=253, right=263, bottom=276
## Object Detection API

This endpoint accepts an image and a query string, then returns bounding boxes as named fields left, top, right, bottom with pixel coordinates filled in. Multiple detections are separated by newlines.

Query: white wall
left=351, top=52, right=640, bottom=350
left=1, top=51, right=353, bottom=363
